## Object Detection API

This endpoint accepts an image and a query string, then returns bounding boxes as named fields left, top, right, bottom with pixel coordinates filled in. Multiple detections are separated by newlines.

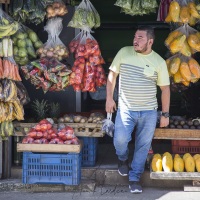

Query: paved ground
left=0, top=185, right=200, bottom=200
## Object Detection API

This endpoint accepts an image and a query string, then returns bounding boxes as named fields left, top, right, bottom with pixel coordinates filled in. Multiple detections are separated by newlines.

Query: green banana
left=0, top=22, right=15, bottom=30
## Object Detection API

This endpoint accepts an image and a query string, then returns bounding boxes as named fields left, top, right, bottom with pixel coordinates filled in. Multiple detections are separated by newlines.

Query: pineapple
left=31, top=99, right=49, bottom=121
left=48, top=102, right=60, bottom=122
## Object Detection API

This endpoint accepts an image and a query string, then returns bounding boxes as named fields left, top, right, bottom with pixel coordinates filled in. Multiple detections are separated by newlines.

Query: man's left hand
left=159, top=116, right=169, bottom=128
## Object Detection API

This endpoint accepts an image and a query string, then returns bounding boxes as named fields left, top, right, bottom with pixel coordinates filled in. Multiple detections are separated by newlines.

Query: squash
left=193, top=154, right=200, bottom=161
left=188, top=58, right=200, bottom=78
left=183, top=153, right=192, bottom=161
left=179, top=62, right=191, bottom=82
left=153, top=153, right=162, bottom=159
left=165, top=30, right=182, bottom=46
left=169, top=1, right=181, bottom=22
left=185, top=156, right=195, bottom=172
left=162, top=154, right=173, bottom=172
left=151, top=157, right=162, bottom=172
left=169, top=34, right=186, bottom=54
left=169, top=57, right=181, bottom=75
left=180, top=6, right=190, bottom=23
left=174, top=154, right=181, bottom=159
left=174, top=157, right=184, bottom=172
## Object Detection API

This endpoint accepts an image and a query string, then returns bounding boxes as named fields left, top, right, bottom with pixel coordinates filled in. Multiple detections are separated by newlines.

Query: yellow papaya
left=174, top=70, right=183, bottom=83
left=165, top=31, right=182, bottom=46
left=151, top=157, right=162, bottom=172
left=183, top=153, right=192, bottom=161
left=169, top=1, right=181, bottom=22
left=174, top=157, right=184, bottom=172
left=193, top=154, right=200, bottom=161
left=188, top=2, right=200, bottom=19
left=174, top=154, right=181, bottom=159
left=162, top=152, right=172, bottom=159
left=185, top=156, right=195, bottom=172
left=180, top=41, right=192, bottom=57
left=169, top=57, right=181, bottom=75
left=179, top=62, right=191, bottom=82
left=165, top=13, right=172, bottom=23
left=195, top=157, right=200, bottom=172
left=162, top=154, right=173, bottom=172
left=153, top=153, right=162, bottom=159
left=187, top=33, right=200, bottom=51
left=188, top=58, right=200, bottom=78
left=169, top=35, right=186, bottom=54
left=180, top=6, right=190, bottom=23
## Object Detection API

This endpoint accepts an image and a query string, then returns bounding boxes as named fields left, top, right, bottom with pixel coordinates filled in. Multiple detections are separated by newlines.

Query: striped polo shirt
left=109, top=46, right=170, bottom=111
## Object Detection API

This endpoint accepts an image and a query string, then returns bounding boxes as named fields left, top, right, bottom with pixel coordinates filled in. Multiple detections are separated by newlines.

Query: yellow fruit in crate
left=180, top=6, right=191, bottom=23
left=151, top=157, right=162, bottom=172
left=174, top=154, right=181, bottom=159
left=183, top=153, right=192, bottom=161
left=195, top=157, right=200, bottom=172
left=162, top=154, right=173, bottom=172
left=188, top=58, right=200, bottom=78
left=169, top=1, right=181, bottom=22
left=185, top=156, right=195, bottom=172
left=174, top=157, right=184, bottom=172
left=169, top=57, right=181, bottom=75
left=188, top=2, right=200, bottom=19
left=153, top=153, right=162, bottom=159
left=165, top=31, right=182, bottom=46
left=180, top=41, right=192, bottom=57
left=193, top=154, right=200, bottom=161
left=179, top=62, right=191, bottom=82
left=174, top=70, right=183, bottom=83
left=187, top=33, right=200, bottom=51
left=169, top=35, right=186, bottom=54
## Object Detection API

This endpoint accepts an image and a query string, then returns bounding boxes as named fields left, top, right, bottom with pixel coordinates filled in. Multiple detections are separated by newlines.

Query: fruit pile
left=151, top=152, right=200, bottom=172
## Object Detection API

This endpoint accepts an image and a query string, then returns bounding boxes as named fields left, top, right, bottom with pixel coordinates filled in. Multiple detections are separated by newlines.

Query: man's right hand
left=106, top=98, right=116, bottom=113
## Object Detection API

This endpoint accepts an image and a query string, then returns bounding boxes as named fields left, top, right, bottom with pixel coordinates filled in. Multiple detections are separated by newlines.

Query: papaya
left=180, top=6, right=190, bottom=24
left=169, top=1, right=181, bottom=22
left=174, top=157, right=184, bottom=172
left=169, top=57, right=181, bottom=75
left=180, top=41, right=192, bottom=57
left=174, top=154, right=181, bottom=159
left=187, top=33, right=200, bottom=51
left=193, top=154, right=200, bottom=161
left=179, top=62, right=191, bottom=82
left=162, top=153, right=173, bottom=172
left=165, top=14, right=172, bottom=23
left=151, top=157, right=162, bottom=172
left=185, top=156, right=195, bottom=172
left=153, top=153, right=162, bottom=159
left=169, top=35, right=186, bottom=54
left=165, top=31, right=182, bottom=46
left=174, top=70, right=183, bottom=83
left=188, top=58, right=200, bottom=78
left=183, top=153, right=192, bottom=161
left=195, top=157, right=200, bottom=172
left=188, top=2, right=200, bottom=19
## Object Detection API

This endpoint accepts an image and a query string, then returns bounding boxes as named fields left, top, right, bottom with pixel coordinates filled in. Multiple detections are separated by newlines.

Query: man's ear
left=149, top=39, right=153, bottom=45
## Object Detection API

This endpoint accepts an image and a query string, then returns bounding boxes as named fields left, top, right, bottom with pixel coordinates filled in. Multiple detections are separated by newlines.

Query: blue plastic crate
left=22, top=152, right=81, bottom=185
left=79, top=137, right=98, bottom=167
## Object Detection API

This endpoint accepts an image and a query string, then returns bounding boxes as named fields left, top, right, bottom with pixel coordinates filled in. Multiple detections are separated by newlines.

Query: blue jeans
left=114, top=109, right=157, bottom=181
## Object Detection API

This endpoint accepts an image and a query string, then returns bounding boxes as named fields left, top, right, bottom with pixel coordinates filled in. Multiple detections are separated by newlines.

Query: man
left=105, top=26, right=170, bottom=194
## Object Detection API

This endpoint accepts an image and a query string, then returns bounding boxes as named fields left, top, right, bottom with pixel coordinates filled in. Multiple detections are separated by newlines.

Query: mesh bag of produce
left=46, top=0, right=68, bottom=18
left=102, top=113, right=115, bottom=137
left=37, top=17, right=69, bottom=61
left=68, top=0, right=100, bottom=29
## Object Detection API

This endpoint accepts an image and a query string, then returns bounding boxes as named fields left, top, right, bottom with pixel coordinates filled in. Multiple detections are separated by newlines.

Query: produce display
left=115, top=0, right=158, bottom=16
left=151, top=152, right=200, bottom=172
left=12, top=26, right=43, bottom=66
left=21, top=57, right=71, bottom=93
left=9, top=0, right=54, bottom=24
left=37, top=17, right=69, bottom=61
left=165, top=0, right=200, bottom=25
left=69, top=30, right=106, bottom=92
left=68, top=0, right=100, bottom=29
left=168, top=116, right=200, bottom=129
left=165, top=25, right=200, bottom=56
left=58, top=112, right=105, bottom=123
left=166, top=55, right=200, bottom=86
left=21, top=119, right=80, bottom=145
left=46, top=0, right=68, bottom=18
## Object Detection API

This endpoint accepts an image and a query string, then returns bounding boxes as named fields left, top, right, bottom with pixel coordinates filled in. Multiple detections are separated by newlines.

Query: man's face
left=133, top=30, right=152, bottom=54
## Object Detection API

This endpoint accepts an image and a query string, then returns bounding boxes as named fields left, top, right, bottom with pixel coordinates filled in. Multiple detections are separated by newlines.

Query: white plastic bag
left=102, top=113, right=115, bottom=137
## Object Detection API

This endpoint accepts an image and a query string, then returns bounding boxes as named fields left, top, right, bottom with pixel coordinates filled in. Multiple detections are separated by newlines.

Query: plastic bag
left=68, top=0, right=100, bottom=29
left=37, top=17, right=69, bottom=61
left=114, top=0, right=132, bottom=10
left=102, top=113, right=115, bottom=137
left=15, top=81, right=30, bottom=105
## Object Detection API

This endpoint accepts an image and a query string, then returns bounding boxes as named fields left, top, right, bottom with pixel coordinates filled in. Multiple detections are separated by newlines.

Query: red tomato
left=40, top=124, right=48, bottom=132
left=34, top=124, right=41, bottom=131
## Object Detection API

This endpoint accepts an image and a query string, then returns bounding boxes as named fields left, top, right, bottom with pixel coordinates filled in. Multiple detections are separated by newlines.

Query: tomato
left=34, top=124, right=41, bottom=131
left=40, top=124, right=48, bottom=131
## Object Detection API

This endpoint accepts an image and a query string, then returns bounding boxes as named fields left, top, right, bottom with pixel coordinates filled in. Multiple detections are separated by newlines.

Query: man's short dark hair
left=137, top=26, right=155, bottom=40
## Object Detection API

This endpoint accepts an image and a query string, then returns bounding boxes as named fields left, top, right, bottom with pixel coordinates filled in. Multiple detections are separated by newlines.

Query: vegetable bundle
left=69, top=30, right=106, bottom=92
left=21, top=57, right=71, bottom=93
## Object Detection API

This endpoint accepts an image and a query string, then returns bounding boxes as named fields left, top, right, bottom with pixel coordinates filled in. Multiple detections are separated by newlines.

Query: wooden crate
left=14, top=122, right=105, bottom=137
left=17, top=142, right=82, bottom=153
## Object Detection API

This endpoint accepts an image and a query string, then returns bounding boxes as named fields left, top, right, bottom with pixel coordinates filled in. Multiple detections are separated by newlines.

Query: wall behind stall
left=22, top=6, right=77, bottom=119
